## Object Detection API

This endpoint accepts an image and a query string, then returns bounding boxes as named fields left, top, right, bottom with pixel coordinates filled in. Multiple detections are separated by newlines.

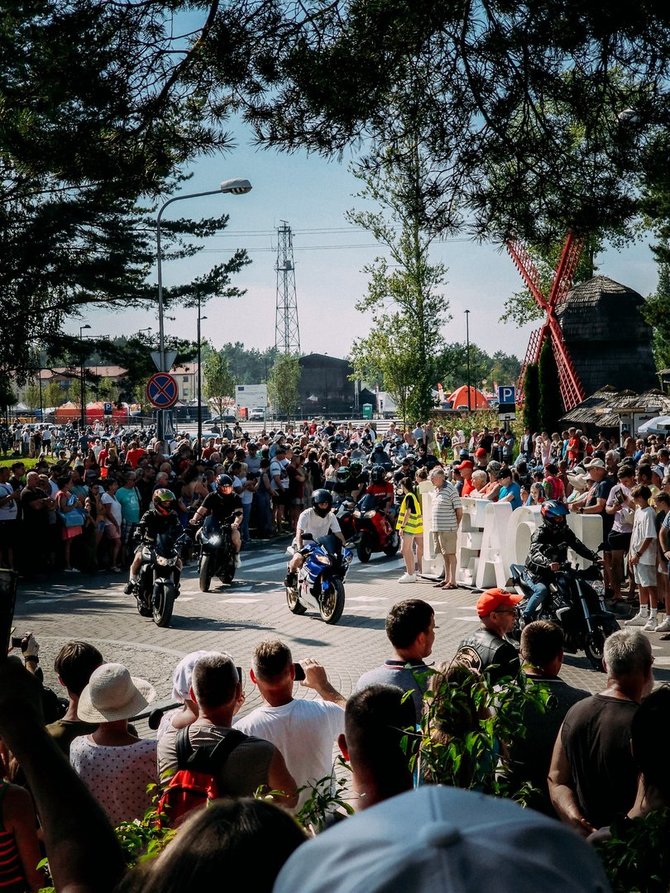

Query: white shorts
left=633, top=563, right=657, bottom=588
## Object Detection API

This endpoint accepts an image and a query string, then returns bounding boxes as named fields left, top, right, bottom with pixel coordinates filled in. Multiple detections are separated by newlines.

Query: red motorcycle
left=352, top=493, right=400, bottom=562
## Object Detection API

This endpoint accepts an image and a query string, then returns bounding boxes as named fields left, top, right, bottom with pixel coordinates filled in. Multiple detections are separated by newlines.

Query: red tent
left=447, top=385, right=489, bottom=410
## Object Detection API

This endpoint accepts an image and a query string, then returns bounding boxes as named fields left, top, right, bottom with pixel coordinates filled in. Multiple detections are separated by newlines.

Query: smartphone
left=236, top=666, right=244, bottom=685
left=293, top=662, right=305, bottom=681
left=0, top=573, right=19, bottom=661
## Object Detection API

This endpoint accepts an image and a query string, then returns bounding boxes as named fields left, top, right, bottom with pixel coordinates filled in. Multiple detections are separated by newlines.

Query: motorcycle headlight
left=208, top=535, right=221, bottom=546
left=316, top=554, right=331, bottom=565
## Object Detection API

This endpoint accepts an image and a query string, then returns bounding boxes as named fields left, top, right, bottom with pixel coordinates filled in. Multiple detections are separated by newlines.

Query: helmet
left=540, top=500, right=568, bottom=524
left=348, top=461, right=363, bottom=480
left=336, top=467, right=350, bottom=482
left=371, top=464, right=386, bottom=484
left=394, top=435, right=403, bottom=445
left=312, top=489, right=333, bottom=517
left=153, top=488, right=176, bottom=516
left=216, top=474, right=233, bottom=490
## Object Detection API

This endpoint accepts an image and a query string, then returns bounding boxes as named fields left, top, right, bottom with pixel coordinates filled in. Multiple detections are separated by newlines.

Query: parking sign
left=498, top=385, right=515, bottom=407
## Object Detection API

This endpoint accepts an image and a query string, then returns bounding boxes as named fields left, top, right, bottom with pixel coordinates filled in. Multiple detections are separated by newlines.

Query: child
left=626, top=485, right=659, bottom=631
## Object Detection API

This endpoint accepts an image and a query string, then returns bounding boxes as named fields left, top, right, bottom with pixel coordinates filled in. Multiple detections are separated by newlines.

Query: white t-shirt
left=101, top=491, right=122, bottom=526
left=234, top=698, right=344, bottom=811
left=296, top=507, right=341, bottom=540
left=0, top=483, right=17, bottom=521
left=631, top=505, right=657, bottom=565
left=233, top=475, right=254, bottom=506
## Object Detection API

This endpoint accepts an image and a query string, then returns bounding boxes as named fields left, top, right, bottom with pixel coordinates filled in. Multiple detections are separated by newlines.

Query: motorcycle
left=136, top=530, right=190, bottom=628
left=331, top=496, right=358, bottom=543
left=285, top=533, right=353, bottom=624
left=197, top=513, right=239, bottom=592
left=352, top=493, right=400, bottom=563
left=510, top=561, right=620, bottom=670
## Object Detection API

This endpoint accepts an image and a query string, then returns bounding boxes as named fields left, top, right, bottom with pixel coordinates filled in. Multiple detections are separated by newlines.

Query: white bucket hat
left=78, top=663, right=156, bottom=723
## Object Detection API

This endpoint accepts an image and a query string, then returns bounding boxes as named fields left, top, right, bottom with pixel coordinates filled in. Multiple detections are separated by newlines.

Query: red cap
left=476, top=588, right=522, bottom=617
left=456, top=460, right=474, bottom=470
left=475, top=447, right=487, bottom=457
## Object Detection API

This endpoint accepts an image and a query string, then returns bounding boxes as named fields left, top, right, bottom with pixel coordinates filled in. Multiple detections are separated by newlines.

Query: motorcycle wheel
left=199, top=554, right=213, bottom=592
left=319, top=579, right=345, bottom=625
left=357, top=538, right=372, bottom=563
left=383, top=532, right=400, bottom=557
left=585, top=617, right=620, bottom=671
left=286, top=585, right=307, bottom=615
left=221, top=552, right=236, bottom=584
left=152, top=581, right=175, bottom=628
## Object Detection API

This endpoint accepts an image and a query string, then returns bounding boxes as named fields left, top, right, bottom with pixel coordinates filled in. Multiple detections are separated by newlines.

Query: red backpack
left=157, top=727, right=246, bottom=828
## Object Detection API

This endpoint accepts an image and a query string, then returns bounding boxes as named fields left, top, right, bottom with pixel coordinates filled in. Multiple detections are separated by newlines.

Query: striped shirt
left=431, top=483, right=462, bottom=531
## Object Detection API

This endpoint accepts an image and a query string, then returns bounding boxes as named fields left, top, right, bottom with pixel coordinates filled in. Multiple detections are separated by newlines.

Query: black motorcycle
left=136, top=530, right=189, bottom=627
left=510, top=561, right=620, bottom=670
left=197, top=513, right=239, bottom=592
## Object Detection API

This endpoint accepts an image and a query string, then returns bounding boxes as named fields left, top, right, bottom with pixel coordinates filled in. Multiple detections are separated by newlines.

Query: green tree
left=643, top=261, right=670, bottom=370
left=523, top=364, right=540, bottom=433
left=267, top=354, right=300, bottom=421
left=203, top=352, right=236, bottom=417
left=347, top=138, right=449, bottom=423
left=43, top=380, right=65, bottom=410
left=538, top=341, right=563, bottom=433
left=23, top=381, right=42, bottom=412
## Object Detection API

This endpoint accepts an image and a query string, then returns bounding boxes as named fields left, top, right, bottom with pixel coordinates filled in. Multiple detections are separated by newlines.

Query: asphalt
left=13, top=538, right=670, bottom=735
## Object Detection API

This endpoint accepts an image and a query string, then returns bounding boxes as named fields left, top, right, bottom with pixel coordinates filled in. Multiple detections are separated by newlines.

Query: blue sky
left=75, top=126, right=661, bottom=364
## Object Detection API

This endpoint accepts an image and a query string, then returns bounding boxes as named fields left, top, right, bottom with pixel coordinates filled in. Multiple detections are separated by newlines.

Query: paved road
left=14, top=540, right=670, bottom=729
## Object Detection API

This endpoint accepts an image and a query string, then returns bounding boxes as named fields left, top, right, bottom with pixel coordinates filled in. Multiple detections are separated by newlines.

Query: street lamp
left=155, top=178, right=252, bottom=440
left=196, top=293, right=208, bottom=455
left=79, top=324, right=91, bottom=429
left=464, top=310, right=471, bottom=412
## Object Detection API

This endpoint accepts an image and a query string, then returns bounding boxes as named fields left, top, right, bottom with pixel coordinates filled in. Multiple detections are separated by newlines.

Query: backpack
left=157, top=727, right=246, bottom=828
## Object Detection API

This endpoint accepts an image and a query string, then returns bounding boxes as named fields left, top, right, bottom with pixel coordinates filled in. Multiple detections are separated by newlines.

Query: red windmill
left=507, top=231, right=586, bottom=413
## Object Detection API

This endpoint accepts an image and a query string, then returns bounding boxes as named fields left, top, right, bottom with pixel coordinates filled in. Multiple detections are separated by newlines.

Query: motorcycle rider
left=190, top=474, right=243, bottom=566
left=368, top=442, right=393, bottom=470
left=285, top=489, right=345, bottom=586
left=125, top=489, right=184, bottom=594
left=522, top=500, right=601, bottom=624
left=366, top=465, right=395, bottom=513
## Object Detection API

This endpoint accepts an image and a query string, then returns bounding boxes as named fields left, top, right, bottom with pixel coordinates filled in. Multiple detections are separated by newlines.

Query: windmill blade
left=506, top=239, right=548, bottom=311
left=516, top=325, right=548, bottom=396
left=548, top=232, right=584, bottom=309
left=547, top=314, right=586, bottom=411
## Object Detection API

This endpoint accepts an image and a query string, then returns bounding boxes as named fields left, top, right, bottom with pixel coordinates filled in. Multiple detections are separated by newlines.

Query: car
left=248, top=407, right=266, bottom=421
left=209, top=413, right=237, bottom=424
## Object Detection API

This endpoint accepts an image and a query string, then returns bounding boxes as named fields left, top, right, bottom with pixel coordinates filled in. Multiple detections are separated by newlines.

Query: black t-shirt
left=20, top=487, right=49, bottom=530
left=202, top=490, right=242, bottom=522
left=561, top=693, right=639, bottom=828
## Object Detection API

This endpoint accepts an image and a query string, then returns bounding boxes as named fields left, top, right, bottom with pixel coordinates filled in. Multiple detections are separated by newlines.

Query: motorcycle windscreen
left=317, top=533, right=342, bottom=555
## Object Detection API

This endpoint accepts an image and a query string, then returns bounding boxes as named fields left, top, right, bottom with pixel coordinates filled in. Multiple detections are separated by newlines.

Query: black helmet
left=216, top=473, right=233, bottom=490
left=348, top=461, right=363, bottom=479
left=371, top=464, right=386, bottom=484
left=540, top=500, right=568, bottom=524
left=336, top=467, right=350, bottom=482
left=312, top=489, right=333, bottom=517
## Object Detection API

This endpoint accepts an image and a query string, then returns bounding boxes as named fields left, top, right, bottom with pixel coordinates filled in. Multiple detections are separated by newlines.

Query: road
left=14, top=539, right=670, bottom=731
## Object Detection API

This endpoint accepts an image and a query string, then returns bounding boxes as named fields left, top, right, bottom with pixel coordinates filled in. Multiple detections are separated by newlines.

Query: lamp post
left=196, top=292, right=208, bottom=456
left=464, top=310, right=471, bottom=412
left=154, top=178, right=252, bottom=441
left=79, top=324, right=91, bottom=429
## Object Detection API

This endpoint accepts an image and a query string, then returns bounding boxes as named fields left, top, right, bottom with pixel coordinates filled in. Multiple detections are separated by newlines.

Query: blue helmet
left=541, top=500, right=568, bottom=524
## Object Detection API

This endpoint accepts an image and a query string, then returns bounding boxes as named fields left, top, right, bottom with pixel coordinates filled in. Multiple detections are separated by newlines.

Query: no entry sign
left=146, top=372, right=178, bottom=409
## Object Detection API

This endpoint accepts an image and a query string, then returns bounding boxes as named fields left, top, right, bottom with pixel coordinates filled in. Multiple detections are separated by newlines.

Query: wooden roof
left=561, top=387, right=670, bottom=427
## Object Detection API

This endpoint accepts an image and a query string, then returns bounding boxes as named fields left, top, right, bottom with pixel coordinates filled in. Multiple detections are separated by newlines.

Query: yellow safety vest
left=396, top=492, right=423, bottom=535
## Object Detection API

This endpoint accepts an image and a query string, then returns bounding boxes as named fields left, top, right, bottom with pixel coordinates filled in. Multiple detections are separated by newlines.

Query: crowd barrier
left=421, top=494, right=603, bottom=588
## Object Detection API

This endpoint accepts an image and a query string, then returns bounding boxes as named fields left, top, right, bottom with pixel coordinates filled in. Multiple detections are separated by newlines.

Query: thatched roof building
left=556, top=276, right=657, bottom=395
left=561, top=387, right=670, bottom=435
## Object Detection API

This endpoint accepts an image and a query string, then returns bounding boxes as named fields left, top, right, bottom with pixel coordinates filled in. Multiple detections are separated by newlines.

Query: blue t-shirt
left=115, top=485, right=141, bottom=523
left=499, top=481, right=522, bottom=510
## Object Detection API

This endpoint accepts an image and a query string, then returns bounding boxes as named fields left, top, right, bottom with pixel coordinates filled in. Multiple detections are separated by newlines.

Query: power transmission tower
left=274, top=221, right=301, bottom=355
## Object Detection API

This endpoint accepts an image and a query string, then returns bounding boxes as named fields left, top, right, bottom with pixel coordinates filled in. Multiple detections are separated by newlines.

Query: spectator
left=0, top=465, right=20, bottom=570
left=234, top=642, right=345, bottom=812
left=625, top=484, right=659, bottom=630
left=47, top=641, right=104, bottom=757
left=116, top=471, right=142, bottom=566
left=605, top=465, right=636, bottom=603
left=273, top=785, right=611, bottom=893
left=70, top=663, right=158, bottom=825
left=429, top=466, right=462, bottom=590
left=395, top=476, right=423, bottom=583
left=454, top=588, right=521, bottom=684
left=548, top=628, right=654, bottom=834
left=100, top=478, right=123, bottom=572
left=354, top=599, right=435, bottom=723
left=157, top=653, right=298, bottom=810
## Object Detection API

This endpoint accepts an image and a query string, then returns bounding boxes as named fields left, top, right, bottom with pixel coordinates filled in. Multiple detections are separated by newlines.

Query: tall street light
left=196, top=292, right=208, bottom=456
left=79, top=324, right=91, bottom=429
left=155, top=178, right=252, bottom=441
left=464, top=310, right=471, bottom=412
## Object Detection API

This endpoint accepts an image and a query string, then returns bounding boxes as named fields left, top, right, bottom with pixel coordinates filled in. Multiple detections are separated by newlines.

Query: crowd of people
left=1, top=599, right=667, bottom=892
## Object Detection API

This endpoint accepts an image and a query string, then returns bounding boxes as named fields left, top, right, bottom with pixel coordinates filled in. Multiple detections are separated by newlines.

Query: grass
left=0, top=457, right=41, bottom=471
